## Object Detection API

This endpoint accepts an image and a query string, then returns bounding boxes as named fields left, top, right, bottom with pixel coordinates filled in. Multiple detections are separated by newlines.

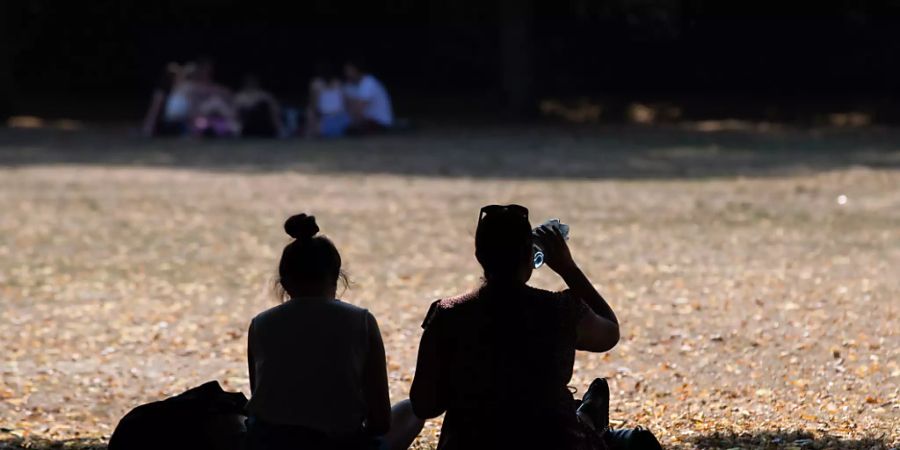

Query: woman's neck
left=289, top=296, right=334, bottom=302
left=289, top=287, right=337, bottom=300
left=483, top=278, right=527, bottom=290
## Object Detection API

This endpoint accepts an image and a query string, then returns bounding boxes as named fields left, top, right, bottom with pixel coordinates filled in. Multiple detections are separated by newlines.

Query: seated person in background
left=192, top=56, right=232, bottom=101
left=184, top=57, right=239, bottom=137
left=234, top=75, right=284, bottom=138
left=158, top=63, right=195, bottom=135
left=160, top=57, right=238, bottom=137
left=307, top=65, right=351, bottom=138
left=191, top=94, right=239, bottom=137
left=246, top=214, right=424, bottom=450
left=410, top=205, right=621, bottom=450
left=343, top=59, right=393, bottom=134
left=141, top=62, right=182, bottom=136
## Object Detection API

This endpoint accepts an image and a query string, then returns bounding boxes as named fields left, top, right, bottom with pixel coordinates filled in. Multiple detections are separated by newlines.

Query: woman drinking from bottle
left=409, top=204, right=620, bottom=450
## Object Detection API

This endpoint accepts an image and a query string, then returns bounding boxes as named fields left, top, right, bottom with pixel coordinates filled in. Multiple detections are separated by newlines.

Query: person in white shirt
left=343, top=60, right=394, bottom=133
left=245, top=213, right=423, bottom=450
left=306, top=67, right=352, bottom=138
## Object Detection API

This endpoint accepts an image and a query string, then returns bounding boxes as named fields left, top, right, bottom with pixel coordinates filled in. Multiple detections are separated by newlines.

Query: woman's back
left=245, top=214, right=425, bottom=450
left=247, top=298, right=372, bottom=435
left=422, top=285, right=588, bottom=449
left=411, top=205, right=618, bottom=450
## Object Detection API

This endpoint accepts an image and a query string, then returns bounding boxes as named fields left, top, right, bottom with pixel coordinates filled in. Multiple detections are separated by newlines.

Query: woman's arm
left=409, top=323, right=444, bottom=419
left=247, top=320, right=257, bottom=394
left=535, top=226, right=620, bottom=352
left=362, top=313, right=392, bottom=435
left=564, top=265, right=620, bottom=352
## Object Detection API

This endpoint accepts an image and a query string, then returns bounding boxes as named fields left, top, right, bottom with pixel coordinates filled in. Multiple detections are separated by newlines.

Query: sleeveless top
left=422, top=285, right=606, bottom=450
left=246, top=299, right=372, bottom=435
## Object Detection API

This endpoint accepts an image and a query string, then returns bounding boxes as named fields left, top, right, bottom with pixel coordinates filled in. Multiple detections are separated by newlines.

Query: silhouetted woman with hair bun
left=410, top=205, right=621, bottom=450
left=246, top=214, right=423, bottom=450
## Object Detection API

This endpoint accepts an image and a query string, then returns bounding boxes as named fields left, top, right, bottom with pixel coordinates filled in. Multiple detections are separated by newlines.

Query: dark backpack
left=578, top=378, right=664, bottom=450
left=109, top=381, right=248, bottom=450
left=604, top=427, right=664, bottom=450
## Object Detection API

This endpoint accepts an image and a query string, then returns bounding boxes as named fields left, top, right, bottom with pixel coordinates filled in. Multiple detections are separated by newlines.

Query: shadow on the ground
left=0, top=125, right=898, bottom=179
left=689, top=430, right=898, bottom=449
left=3, top=431, right=897, bottom=450
left=0, top=437, right=106, bottom=450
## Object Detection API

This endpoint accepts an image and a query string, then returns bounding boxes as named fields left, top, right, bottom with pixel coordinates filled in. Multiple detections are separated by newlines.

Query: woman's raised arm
left=535, top=226, right=620, bottom=353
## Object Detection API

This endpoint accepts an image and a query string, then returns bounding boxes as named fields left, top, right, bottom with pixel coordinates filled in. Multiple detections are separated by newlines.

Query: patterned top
left=421, top=285, right=607, bottom=450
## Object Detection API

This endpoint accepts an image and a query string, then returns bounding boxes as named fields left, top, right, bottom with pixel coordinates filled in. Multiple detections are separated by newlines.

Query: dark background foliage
left=3, top=0, right=900, bottom=121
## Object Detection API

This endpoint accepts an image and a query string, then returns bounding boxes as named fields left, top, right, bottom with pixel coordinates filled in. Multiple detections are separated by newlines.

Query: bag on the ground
left=581, top=377, right=663, bottom=450
left=603, top=426, right=663, bottom=450
left=108, top=380, right=247, bottom=450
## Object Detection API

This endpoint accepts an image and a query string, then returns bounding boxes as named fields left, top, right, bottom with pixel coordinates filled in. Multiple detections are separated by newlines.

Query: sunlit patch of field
left=1, top=129, right=898, bottom=449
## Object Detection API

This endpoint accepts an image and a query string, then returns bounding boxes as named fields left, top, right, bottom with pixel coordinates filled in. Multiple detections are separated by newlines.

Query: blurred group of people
left=141, top=57, right=393, bottom=139
left=307, top=61, right=394, bottom=138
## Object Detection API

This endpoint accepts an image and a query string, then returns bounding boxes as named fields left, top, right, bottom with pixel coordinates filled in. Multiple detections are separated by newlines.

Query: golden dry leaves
left=1, top=129, right=899, bottom=449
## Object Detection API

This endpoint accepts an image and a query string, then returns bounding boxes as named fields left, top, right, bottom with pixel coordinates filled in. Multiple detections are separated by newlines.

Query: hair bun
left=284, top=214, right=320, bottom=240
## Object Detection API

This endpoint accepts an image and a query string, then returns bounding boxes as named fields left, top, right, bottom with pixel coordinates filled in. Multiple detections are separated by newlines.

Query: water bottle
left=532, top=219, right=570, bottom=269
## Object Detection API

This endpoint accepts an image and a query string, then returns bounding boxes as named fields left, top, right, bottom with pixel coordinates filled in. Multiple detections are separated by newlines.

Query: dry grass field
left=1, top=126, right=899, bottom=449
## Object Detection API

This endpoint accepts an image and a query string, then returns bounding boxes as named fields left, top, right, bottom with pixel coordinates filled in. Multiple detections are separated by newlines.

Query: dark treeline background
left=3, top=0, right=900, bottom=123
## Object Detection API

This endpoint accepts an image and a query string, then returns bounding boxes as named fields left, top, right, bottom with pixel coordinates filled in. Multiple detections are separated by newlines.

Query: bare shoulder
left=435, top=291, right=479, bottom=310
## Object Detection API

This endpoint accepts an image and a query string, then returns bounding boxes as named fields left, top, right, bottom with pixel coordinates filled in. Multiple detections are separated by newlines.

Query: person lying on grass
left=410, top=204, right=620, bottom=450
left=245, top=213, right=423, bottom=450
